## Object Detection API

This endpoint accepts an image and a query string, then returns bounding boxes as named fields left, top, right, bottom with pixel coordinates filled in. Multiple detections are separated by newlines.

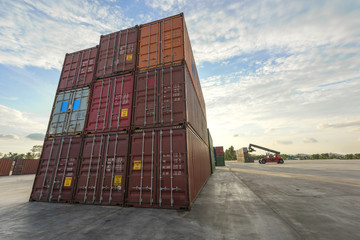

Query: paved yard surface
left=0, top=160, right=359, bottom=240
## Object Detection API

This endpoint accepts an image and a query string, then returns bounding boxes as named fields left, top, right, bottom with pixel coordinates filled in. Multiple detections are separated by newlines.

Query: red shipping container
left=133, top=64, right=208, bottom=145
left=0, top=159, right=13, bottom=176
left=30, top=136, right=82, bottom=202
left=127, top=126, right=210, bottom=210
left=95, top=27, right=138, bottom=79
left=12, top=159, right=24, bottom=175
left=58, top=46, right=98, bottom=91
left=74, top=132, right=129, bottom=205
left=21, top=159, right=40, bottom=175
left=214, top=146, right=224, bottom=156
left=86, top=74, right=134, bottom=133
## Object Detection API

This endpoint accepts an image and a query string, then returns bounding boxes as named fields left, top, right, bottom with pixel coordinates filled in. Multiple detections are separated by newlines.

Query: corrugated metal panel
left=12, top=159, right=24, bottom=175
left=127, top=126, right=210, bottom=209
left=47, top=87, right=90, bottom=136
left=138, top=14, right=206, bottom=119
left=58, top=46, right=98, bottom=91
left=214, top=146, right=224, bottom=156
left=21, top=159, right=40, bottom=175
left=95, top=27, right=138, bottom=79
left=30, top=136, right=82, bottom=202
left=86, top=75, right=134, bottom=133
left=133, top=64, right=208, bottom=145
left=0, top=159, right=13, bottom=176
left=74, top=132, right=129, bottom=205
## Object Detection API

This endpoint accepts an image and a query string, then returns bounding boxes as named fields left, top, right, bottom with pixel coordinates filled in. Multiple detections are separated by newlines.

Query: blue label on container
left=61, top=102, right=68, bottom=112
left=73, top=99, right=80, bottom=110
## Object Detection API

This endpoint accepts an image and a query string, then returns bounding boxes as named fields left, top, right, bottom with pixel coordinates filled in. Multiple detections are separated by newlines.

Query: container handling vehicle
left=248, top=144, right=284, bottom=164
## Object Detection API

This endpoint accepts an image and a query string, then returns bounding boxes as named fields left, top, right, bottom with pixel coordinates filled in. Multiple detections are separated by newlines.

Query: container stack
left=12, top=159, right=40, bottom=175
left=236, top=148, right=250, bottom=163
left=214, top=146, right=225, bottom=166
left=207, top=129, right=216, bottom=173
left=30, top=13, right=211, bottom=210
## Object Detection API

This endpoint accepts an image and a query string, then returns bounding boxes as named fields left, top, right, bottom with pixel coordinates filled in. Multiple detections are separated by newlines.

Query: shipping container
left=86, top=74, right=134, bottom=133
left=207, top=129, right=215, bottom=174
left=0, top=159, right=13, bottom=176
left=12, top=159, right=40, bottom=175
left=47, top=87, right=90, bottom=137
left=215, top=156, right=225, bottom=166
left=74, top=132, right=129, bottom=206
left=58, top=46, right=98, bottom=91
left=214, top=146, right=224, bottom=156
left=96, top=27, right=138, bottom=79
left=127, top=126, right=210, bottom=210
left=133, top=64, right=208, bottom=145
left=30, top=136, right=82, bottom=202
left=138, top=13, right=206, bottom=119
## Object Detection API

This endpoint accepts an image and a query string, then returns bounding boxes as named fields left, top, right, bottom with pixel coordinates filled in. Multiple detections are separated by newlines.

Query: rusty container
left=58, top=46, right=98, bottom=91
left=30, top=136, right=82, bottom=203
left=133, top=64, right=207, bottom=145
left=126, top=125, right=210, bottom=210
left=86, top=74, right=134, bottom=134
left=0, top=159, right=13, bottom=176
left=138, top=13, right=206, bottom=119
left=214, top=146, right=224, bottom=156
left=21, top=159, right=40, bottom=175
left=74, top=132, right=129, bottom=206
left=95, top=27, right=138, bottom=79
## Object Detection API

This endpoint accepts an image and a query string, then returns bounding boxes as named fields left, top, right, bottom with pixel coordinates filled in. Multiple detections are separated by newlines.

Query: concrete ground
left=0, top=160, right=359, bottom=240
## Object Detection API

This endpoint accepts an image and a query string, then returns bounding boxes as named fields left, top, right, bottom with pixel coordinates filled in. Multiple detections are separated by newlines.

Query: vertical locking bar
left=139, top=131, right=145, bottom=205
left=49, top=137, right=64, bottom=202
left=109, top=134, right=118, bottom=203
left=75, top=51, right=84, bottom=87
left=39, top=139, right=55, bottom=200
left=147, top=24, right=151, bottom=68
left=153, top=70, right=157, bottom=124
left=150, top=130, right=155, bottom=205
left=117, top=76, right=124, bottom=128
left=156, top=22, right=159, bottom=65
left=58, top=137, right=72, bottom=201
left=109, top=77, right=117, bottom=129
left=123, top=28, right=129, bottom=71
left=65, top=53, right=74, bottom=89
left=170, top=66, right=173, bottom=123
left=82, top=48, right=92, bottom=85
left=103, top=35, right=111, bottom=76
left=170, top=129, right=173, bottom=206
left=95, top=80, right=105, bottom=131
left=102, top=79, right=112, bottom=131
left=111, top=32, right=117, bottom=74
left=161, top=68, right=164, bottom=124
left=144, top=71, right=148, bottom=126
left=100, top=134, right=110, bottom=203
left=93, top=135, right=104, bottom=203
left=114, top=31, right=122, bottom=73
left=84, top=135, right=96, bottom=202
left=171, top=17, right=173, bottom=63
left=159, top=130, right=163, bottom=206
left=162, top=20, right=165, bottom=64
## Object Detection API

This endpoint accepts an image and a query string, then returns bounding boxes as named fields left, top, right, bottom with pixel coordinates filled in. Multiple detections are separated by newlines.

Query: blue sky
left=0, top=0, right=360, bottom=155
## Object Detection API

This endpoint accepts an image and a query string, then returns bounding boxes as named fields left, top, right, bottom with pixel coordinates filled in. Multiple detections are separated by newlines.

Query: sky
left=0, top=0, right=359, bottom=155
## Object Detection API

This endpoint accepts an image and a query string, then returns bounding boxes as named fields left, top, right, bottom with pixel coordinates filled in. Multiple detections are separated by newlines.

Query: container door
left=161, top=16, right=184, bottom=65
left=108, top=75, right=133, bottom=131
left=67, top=88, right=89, bottom=134
left=30, top=137, right=82, bottom=202
left=133, top=70, right=158, bottom=127
left=127, top=130, right=157, bottom=207
left=74, top=135, right=106, bottom=204
left=157, top=128, right=188, bottom=208
left=97, top=133, right=129, bottom=205
left=86, top=80, right=112, bottom=133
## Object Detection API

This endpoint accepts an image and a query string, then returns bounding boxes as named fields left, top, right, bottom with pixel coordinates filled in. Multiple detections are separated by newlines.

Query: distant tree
left=345, top=154, right=354, bottom=159
left=320, top=153, right=329, bottom=159
left=311, top=154, right=320, bottom=160
left=224, top=146, right=237, bottom=160
left=354, top=153, right=360, bottom=159
left=0, top=152, right=3, bottom=158
left=30, top=145, right=42, bottom=158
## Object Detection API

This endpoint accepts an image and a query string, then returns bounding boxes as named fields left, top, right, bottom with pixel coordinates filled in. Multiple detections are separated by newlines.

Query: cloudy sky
left=0, top=0, right=359, bottom=155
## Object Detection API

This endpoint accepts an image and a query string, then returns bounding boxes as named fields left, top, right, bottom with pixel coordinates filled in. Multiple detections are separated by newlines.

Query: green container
left=207, top=129, right=216, bottom=173
left=215, top=156, right=225, bottom=166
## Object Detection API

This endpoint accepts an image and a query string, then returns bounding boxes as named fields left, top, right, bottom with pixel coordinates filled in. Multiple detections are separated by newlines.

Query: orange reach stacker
left=248, top=144, right=284, bottom=164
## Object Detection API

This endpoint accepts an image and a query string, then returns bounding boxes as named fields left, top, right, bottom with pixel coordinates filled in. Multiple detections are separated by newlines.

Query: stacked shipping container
left=236, top=148, right=250, bottom=163
left=30, top=13, right=210, bottom=210
left=214, top=146, right=225, bottom=166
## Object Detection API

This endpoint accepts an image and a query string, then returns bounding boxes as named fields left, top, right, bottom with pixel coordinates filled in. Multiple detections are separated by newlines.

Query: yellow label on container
left=133, top=161, right=141, bottom=170
left=126, top=54, right=133, bottom=61
left=64, top=177, right=72, bottom=187
left=121, top=108, right=128, bottom=117
left=114, top=175, right=122, bottom=186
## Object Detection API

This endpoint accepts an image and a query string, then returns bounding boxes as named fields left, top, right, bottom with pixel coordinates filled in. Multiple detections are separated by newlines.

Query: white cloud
left=0, top=0, right=135, bottom=70
left=276, top=140, right=293, bottom=145
left=0, top=134, right=20, bottom=141
left=146, top=0, right=186, bottom=11
left=303, top=138, right=318, bottom=143
left=317, top=120, right=360, bottom=129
